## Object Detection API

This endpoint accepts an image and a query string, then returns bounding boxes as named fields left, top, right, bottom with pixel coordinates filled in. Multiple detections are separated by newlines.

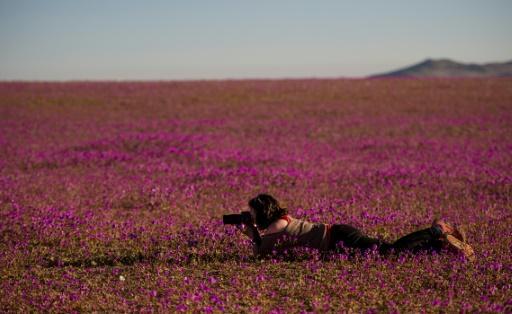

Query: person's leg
left=329, top=224, right=389, bottom=253
left=389, top=225, right=444, bottom=254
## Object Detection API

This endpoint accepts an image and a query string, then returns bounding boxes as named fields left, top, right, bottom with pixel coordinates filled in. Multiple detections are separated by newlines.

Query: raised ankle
left=430, top=225, right=444, bottom=238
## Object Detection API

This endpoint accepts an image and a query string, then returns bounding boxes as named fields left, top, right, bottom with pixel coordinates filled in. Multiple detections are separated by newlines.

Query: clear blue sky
left=1, top=0, right=511, bottom=80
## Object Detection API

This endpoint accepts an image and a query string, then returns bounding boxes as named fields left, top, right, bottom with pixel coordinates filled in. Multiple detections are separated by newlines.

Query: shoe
left=445, top=234, right=476, bottom=262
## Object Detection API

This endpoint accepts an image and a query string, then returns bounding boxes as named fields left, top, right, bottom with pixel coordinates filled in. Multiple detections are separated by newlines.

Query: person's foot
left=432, top=219, right=465, bottom=242
left=432, top=219, right=475, bottom=261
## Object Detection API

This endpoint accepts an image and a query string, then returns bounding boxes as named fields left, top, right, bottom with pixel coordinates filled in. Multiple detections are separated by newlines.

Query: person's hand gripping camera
left=223, top=211, right=261, bottom=245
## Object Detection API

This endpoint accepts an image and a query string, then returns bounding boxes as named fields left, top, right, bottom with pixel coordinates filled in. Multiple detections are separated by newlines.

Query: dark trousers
left=328, top=224, right=444, bottom=255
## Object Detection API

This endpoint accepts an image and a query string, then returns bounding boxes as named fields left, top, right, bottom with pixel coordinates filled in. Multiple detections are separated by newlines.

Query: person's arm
left=237, top=223, right=261, bottom=246
left=238, top=223, right=280, bottom=257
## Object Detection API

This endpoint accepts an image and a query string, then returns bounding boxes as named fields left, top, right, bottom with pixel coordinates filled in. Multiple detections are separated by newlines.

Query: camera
left=222, top=211, right=253, bottom=225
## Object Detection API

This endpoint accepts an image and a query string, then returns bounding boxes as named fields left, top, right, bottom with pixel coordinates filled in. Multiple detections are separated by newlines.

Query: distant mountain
left=370, top=58, right=512, bottom=78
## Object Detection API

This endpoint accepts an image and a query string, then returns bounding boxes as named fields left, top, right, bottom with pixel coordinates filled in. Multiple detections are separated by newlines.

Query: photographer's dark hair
left=249, top=194, right=288, bottom=229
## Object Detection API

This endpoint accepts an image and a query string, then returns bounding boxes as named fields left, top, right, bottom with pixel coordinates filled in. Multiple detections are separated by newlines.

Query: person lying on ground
left=233, top=194, right=475, bottom=261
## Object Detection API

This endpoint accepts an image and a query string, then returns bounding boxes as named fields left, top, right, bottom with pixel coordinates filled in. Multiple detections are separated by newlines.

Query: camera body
left=223, top=211, right=253, bottom=225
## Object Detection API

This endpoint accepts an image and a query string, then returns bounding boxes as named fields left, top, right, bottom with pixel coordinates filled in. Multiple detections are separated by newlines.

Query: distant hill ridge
left=370, top=58, right=512, bottom=78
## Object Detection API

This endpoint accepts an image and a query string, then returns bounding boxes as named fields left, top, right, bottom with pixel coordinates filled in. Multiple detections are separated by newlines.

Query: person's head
left=248, top=194, right=288, bottom=229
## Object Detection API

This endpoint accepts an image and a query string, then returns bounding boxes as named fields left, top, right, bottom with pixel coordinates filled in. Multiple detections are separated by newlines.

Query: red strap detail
left=280, top=215, right=291, bottom=224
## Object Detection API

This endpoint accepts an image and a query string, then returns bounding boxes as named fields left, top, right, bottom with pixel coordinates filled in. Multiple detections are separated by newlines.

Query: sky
left=0, top=0, right=511, bottom=80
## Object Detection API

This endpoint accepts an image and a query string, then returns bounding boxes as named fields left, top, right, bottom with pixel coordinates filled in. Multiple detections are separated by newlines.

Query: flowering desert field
left=1, top=79, right=511, bottom=312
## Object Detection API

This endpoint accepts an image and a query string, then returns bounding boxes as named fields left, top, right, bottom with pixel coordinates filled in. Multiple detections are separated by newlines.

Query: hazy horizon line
left=2, top=57, right=511, bottom=83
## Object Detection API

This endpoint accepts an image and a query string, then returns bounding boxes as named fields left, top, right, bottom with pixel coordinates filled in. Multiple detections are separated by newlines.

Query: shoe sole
left=446, top=235, right=476, bottom=262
